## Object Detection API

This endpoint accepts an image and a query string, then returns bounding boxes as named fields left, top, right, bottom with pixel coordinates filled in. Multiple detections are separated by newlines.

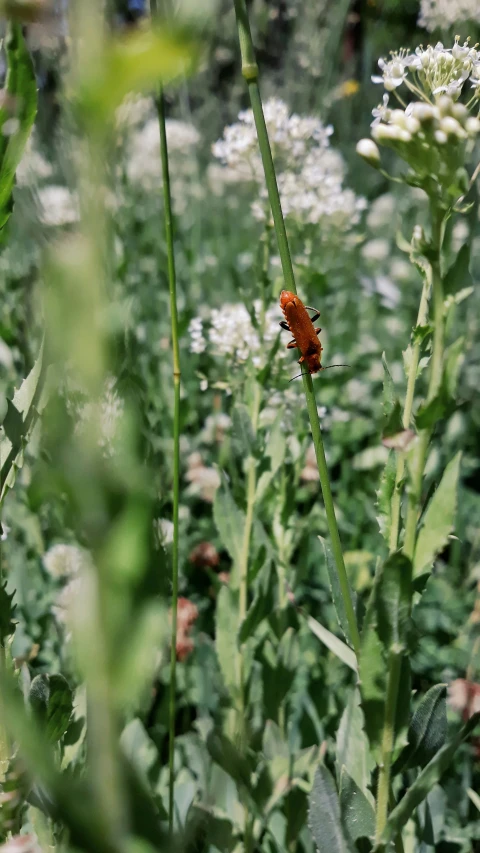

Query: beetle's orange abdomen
left=280, top=290, right=323, bottom=374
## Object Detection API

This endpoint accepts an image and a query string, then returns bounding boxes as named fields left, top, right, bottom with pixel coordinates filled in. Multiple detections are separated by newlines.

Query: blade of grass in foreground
left=231, top=0, right=360, bottom=656
left=154, top=85, right=182, bottom=833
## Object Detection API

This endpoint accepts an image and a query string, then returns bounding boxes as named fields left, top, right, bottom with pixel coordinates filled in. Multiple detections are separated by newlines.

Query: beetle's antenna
left=322, top=364, right=350, bottom=370
left=289, top=371, right=306, bottom=382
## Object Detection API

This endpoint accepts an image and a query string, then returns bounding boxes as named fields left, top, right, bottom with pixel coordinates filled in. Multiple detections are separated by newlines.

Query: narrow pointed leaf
left=414, top=452, right=462, bottom=578
left=381, top=713, right=480, bottom=847
left=339, top=767, right=375, bottom=842
left=308, top=765, right=354, bottom=853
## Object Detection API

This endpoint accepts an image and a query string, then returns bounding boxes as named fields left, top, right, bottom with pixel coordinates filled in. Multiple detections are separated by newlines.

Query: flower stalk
left=403, top=207, right=445, bottom=560
left=232, top=0, right=360, bottom=656
left=155, top=86, right=181, bottom=833
left=389, top=265, right=431, bottom=553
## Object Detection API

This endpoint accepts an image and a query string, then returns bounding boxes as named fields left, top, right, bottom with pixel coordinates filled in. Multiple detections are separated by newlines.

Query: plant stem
left=155, top=87, right=181, bottom=834
left=375, top=651, right=402, bottom=841
left=232, top=0, right=360, bottom=657
left=389, top=268, right=431, bottom=553
left=403, top=208, right=445, bottom=561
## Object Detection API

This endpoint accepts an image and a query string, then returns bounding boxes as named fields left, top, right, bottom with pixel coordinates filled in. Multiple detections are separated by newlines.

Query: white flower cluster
left=213, top=98, right=365, bottom=229
left=43, top=543, right=91, bottom=579
left=372, top=38, right=480, bottom=101
left=126, top=118, right=200, bottom=188
left=73, top=375, right=125, bottom=458
left=359, top=39, right=480, bottom=201
left=188, top=300, right=288, bottom=368
left=37, top=185, right=79, bottom=228
left=16, top=133, right=53, bottom=187
left=419, top=0, right=480, bottom=33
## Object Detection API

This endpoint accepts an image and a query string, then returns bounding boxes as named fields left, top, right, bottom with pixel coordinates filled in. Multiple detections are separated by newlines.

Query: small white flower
left=156, top=518, right=174, bottom=546
left=38, top=185, right=79, bottom=227
left=43, top=544, right=90, bottom=579
left=371, top=93, right=391, bottom=127
left=419, top=0, right=480, bottom=33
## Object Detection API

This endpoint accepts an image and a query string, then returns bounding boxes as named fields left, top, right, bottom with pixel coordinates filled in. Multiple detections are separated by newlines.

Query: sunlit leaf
left=319, top=536, right=352, bottom=646
left=215, top=585, right=240, bottom=696
left=336, top=689, right=374, bottom=801
left=303, top=613, right=357, bottom=672
left=414, top=452, right=462, bottom=578
left=1, top=342, right=46, bottom=501
left=0, top=21, right=37, bottom=237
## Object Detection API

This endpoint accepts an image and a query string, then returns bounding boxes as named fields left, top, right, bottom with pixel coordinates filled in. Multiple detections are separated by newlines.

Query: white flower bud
left=440, top=116, right=467, bottom=138
left=410, top=103, right=436, bottom=123
left=437, top=95, right=454, bottom=117
left=391, top=109, right=407, bottom=128
left=465, top=116, right=480, bottom=135
left=434, top=130, right=448, bottom=144
left=405, top=116, right=420, bottom=134
left=356, top=138, right=381, bottom=166
left=451, top=102, right=468, bottom=123
left=373, top=124, right=411, bottom=143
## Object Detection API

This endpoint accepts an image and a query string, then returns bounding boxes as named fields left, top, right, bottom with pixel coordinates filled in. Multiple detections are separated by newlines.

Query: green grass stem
left=389, top=267, right=431, bottom=553
left=232, top=0, right=360, bottom=657
left=154, top=86, right=181, bottom=833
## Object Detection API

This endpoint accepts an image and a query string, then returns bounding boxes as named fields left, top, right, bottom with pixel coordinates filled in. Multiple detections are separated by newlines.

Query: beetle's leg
left=279, top=321, right=290, bottom=331
left=287, top=340, right=298, bottom=349
left=314, top=327, right=322, bottom=334
left=305, top=308, right=321, bottom=323
left=298, top=355, right=305, bottom=364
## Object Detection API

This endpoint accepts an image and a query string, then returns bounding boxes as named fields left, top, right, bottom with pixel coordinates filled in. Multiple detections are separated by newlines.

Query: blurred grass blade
left=304, top=613, right=357, bottom=672
left=78, top=26, right=197, bottom=120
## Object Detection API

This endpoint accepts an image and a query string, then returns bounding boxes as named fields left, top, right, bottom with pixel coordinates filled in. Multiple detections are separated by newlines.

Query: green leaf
left=255, top=412, right=286, bottom=502
left=376, top=451, right=396, bottom=542
left=381, top=353, right=396, bottom=418
left=415, top=394, right=446, bottom=430
left=0, top=581, right=16, bottom=642
left=0, top=22, right=37, bottom=237
left=77, top=26, right=197, bottom=121
left=120, top=719, right=157, bottom=782
left=206, top=731, right=252, bottom=789
left=231, top=403, right=255, bottom=458
left=414, top=452, right=462, bottom=578
left=393, top=684, right=447, bottom=775
left=376, top=553, right=412, bottom=652
left=359, top=555, right=412, bottom=756
left=1, top=342, right=46, bottom=501
left=444, top=243, right=472, bottom=297
left=308, top=765, right=354, bottom=853
left=213, top=479, right=245, bottom=585
left=238, top=582, right=274, bottom=643
left=443, top=337, right=465, bottom=401
left=382, top=400, right=403, bottom=440
left=215, top=585, right=239, bottom=696
left=336, top=689, right=373, bottom=800
left=304, top=613, right=357, bottom=672
left=29, top=674, right=73, bottom=743
left=381, top=713, right=480, bottom=848
left=339, top=767, right=375, bottom=842
left=319, top=536, right=352, bottom=646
